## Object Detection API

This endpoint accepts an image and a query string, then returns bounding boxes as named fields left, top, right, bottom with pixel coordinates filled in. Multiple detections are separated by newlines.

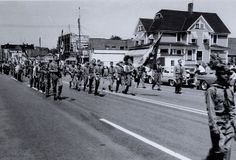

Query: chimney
left=188, top=3, right=193, bottom=14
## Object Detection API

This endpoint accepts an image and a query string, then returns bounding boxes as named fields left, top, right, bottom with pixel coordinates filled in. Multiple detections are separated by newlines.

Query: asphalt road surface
left=0, top=74, right=236, bottom=160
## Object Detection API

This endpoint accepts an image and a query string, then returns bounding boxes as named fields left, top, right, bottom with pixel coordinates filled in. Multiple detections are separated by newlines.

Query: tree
left=110, top=35, right=122, bottom=40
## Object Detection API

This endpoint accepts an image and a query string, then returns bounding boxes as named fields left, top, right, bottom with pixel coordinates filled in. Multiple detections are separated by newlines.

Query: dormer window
left=138, top=25, right=144, bottom=32
left=200, top=23, right=205, bottom=29
left=195, top=23, right=199, bottom=29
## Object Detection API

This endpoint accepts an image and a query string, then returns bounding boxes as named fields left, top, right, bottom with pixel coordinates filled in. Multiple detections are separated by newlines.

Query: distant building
left=89, top=38, right=133, bottom=66
left=1, top=44, right=34, bottom=61
left=228, top=38, right=236, bottom=64
left=127, top=3, right=230, bottom=70
left=57, top=33, right=89, bottom=61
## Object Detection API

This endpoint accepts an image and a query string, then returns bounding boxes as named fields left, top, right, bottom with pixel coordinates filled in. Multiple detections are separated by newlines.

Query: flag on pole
left=138, top=33, right=162, bottom=68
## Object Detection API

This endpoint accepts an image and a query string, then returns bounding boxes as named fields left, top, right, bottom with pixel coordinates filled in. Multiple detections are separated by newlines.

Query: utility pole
left=77, top=7, right=81, bottom=63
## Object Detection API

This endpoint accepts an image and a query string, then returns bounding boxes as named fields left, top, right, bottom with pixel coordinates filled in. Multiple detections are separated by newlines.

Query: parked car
left=196, top=70, right=216, bottom=90
left=144, top=66, right=195, bottom=87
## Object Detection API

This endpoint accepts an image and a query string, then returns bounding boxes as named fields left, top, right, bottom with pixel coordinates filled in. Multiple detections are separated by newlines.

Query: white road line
left=104, top=90, right=207, bottom=116
left=100, top=118, right=192, bottom=160
left=10, top=77, right=18, bottom=81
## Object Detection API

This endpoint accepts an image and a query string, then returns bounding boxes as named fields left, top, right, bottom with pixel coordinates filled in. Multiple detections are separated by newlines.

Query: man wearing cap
left=205, top=55, right=236, bottom=160
left=174, top=59, right=185, bottom=94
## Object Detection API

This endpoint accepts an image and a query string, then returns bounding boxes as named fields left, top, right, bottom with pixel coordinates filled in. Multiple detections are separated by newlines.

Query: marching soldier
left=152, top=60, right=163, bottom=91
left=45, top=60, right=52, bottom=97
left=88, top=59, right=96, bottom=94
left=205, top=55, right=236, bottom=160
left=94, top=60, right=103, bottom=95
left=136, top=65, right=146, bottom=88
left=83, top=62, right=89, bottom=91
left=122, top=56, right=135, bottom=96
left=49, top=56, right=59, bottom=100
left=108, top=61, right=116, bottom=92
left=115, top=61, right=124, bottom=93
left=33, top=61, right=40, bottom=90
left=57, top=61, right=63, bottom=100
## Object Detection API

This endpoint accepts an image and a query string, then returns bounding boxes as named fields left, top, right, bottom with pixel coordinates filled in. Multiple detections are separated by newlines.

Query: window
left=187, top=50, right=192, bottom=61
left=141, top=40, right=144, bottom=45
left=192, top=39, right=197, bottom=43
left=138, top=25, right=144, bottom=32
left=203, top=39, right=209, bottom=44
left=105, top=45, right=110, bottom=50
left=160, top=49, right=169, bottom=55
left=197, top=51, right=202, bottom=61
left=171, top=60, right=175, bottom=66
left=195, top=23, right=199, bottom=29
left=176, top=50, right=182, bottom=55
left=213, top=35, right=217, bottom=44
left=200, top=23, right=205, bottom=29
left=135, top=41, right=139, bottom=46
left=177, top=33, right=181, bottom=42
left=112, top=46, right=116, bottom=49
left=120, top=46, right=124, bottom=50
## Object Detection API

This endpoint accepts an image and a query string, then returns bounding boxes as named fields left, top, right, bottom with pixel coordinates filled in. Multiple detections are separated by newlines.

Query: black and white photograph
left=1, top=0, right=236, bottom=159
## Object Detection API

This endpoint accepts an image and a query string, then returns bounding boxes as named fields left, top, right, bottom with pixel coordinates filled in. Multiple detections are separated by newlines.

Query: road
left=0, top=74, right=236, bottom=160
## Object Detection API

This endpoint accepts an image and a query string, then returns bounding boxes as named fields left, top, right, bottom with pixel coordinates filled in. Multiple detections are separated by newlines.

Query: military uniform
left=152, top=64, right=162, bottom=90
left=88, top=62, right=96, bottom=94
left=174, top=63, right=185, bottom=94
left=136, top=65, right=146, bottom=88
left=94, top=63, right=103, bottom=95
left=115, top=63, right=124, bottom=93
left=108, top=64, right=116, bottom=91
left=205, top=84, right=236, bottom=160
left=49, top=60, right=59, bottom=100
left=122, top=63, right=135, bottom=95
left=83, top=63, right=89, bottom=91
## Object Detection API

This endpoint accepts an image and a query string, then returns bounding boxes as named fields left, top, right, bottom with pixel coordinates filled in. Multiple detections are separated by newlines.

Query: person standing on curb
left=173, top=59, right=185, bottom=94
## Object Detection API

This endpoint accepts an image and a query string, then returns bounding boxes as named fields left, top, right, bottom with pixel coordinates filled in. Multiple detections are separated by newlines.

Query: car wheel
left=148, top=77, right=153, bottom=84
left=169, top=80, right=175, bottom=87
left=200, top=80, right=208, bottom=90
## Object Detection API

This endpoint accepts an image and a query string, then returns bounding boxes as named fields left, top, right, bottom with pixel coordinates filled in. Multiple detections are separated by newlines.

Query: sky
left=0, top=0, right=235, bottom=48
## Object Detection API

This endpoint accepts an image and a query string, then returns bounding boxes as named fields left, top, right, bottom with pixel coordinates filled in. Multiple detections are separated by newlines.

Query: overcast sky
left=0, top=0, right=235, bottom=48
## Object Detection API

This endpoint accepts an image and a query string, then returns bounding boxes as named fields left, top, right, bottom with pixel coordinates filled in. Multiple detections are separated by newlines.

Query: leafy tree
left=110, top=35, right=122, bottom=40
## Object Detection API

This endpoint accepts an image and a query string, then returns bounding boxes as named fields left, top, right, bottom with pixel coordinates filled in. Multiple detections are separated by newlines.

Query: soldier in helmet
left=205, top=55, right=236, bottom=160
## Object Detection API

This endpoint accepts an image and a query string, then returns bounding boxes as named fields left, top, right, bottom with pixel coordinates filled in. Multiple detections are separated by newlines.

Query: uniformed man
left=152, top=60, right=163, bottom=91
left=88, top=59, right=96, bottom=94
left=136, top=65, right=146, bottom=88
left=115, top=61, right=124, bottom=93
left=49, top=56, right=59, bottom=100
left=174, top=59, right=185, bottom=94
left=33, top=61, right=40, bottom=90
left=108, top=61, right=116, bottom=92
left=94, top=60, right=103, bottom=95
left=205, top=55, right=236, bottom=160
left=122, top=56, right=135, bottom=96
left=83, top=62, right=89, bottom=91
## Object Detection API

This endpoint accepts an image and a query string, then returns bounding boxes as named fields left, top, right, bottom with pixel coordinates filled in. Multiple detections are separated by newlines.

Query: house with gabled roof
left=128, top=3, right=230, bottom=69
